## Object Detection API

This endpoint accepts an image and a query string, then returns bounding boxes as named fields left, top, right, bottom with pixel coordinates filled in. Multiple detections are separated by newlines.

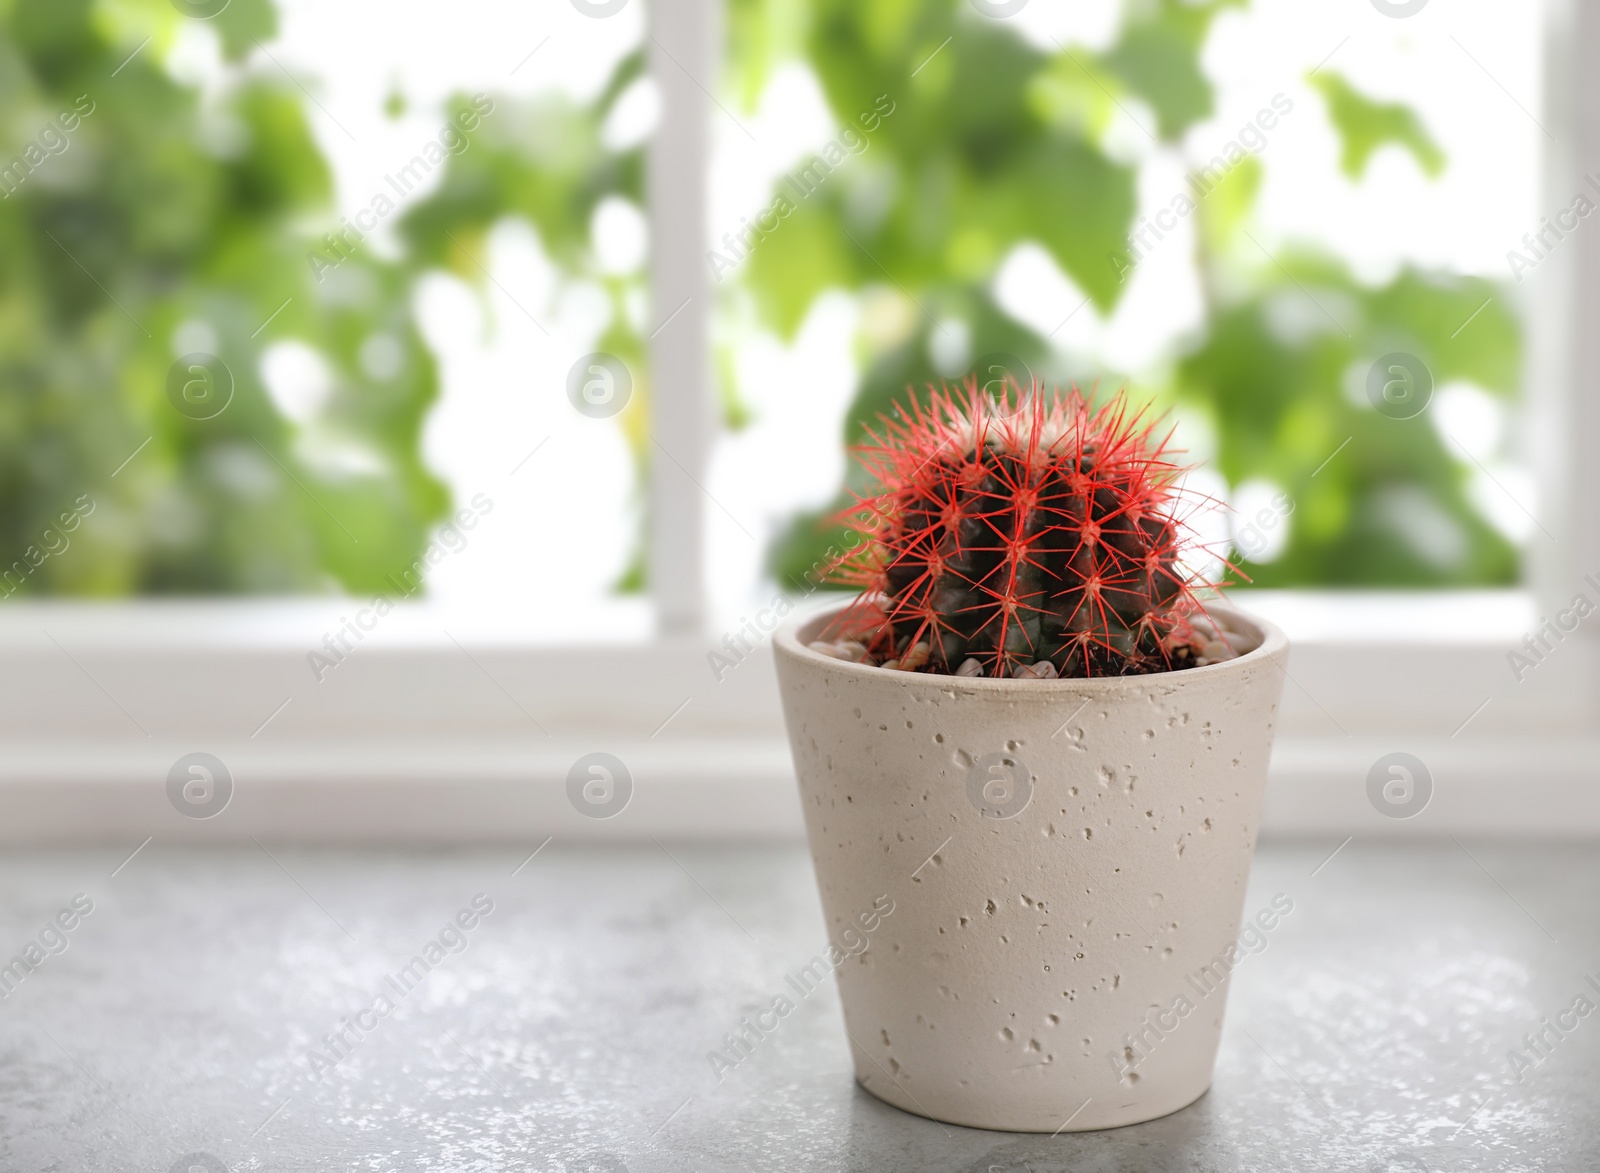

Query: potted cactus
left=773, top=380, right=1289, bottom=1132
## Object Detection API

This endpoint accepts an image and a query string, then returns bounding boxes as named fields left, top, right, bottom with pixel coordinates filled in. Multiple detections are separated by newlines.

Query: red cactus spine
left=831, top=379, right=1211, bottom=679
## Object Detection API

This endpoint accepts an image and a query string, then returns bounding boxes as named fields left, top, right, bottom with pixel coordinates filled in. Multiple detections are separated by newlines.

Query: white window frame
left=1, top=0, right=1594, bottom=844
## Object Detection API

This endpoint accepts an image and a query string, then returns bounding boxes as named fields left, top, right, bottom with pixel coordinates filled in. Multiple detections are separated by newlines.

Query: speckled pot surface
left=773, top=601, right=1289, bottom=1132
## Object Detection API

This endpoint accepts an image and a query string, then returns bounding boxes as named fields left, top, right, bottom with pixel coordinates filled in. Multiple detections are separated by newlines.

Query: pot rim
left=774, top=596, right=1288, bottom=694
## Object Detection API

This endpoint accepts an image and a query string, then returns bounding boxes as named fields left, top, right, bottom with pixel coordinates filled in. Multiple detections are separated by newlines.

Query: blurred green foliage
left=395, top=52, right=653, bottom=589
left=721, top=0, right=1520, bottom=590
left=1309, top=72, right=1446, bottom=180
left=0, top=0, right=447, bottom=595
left=0, top=0, right=1523, bottom=598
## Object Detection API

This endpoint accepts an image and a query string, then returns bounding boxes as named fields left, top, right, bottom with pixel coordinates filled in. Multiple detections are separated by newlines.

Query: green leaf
left=1175, top=251, right=1517, bottom=587
left=0, top=0, right=446, bottom=595
left=1194, top=152, right=1262, bottom=254
left=209, top=0, right=277, bottom=62
left=999, top=138, right=1136, bottom=312
left=1099, top=0, right=1245, bottom=141
left=1309, top=72, right=1445, bottom=179
left=725, top=0, right=807, bottom=111
left=1100, top=22, right=1211, bottom=141
left=741, top=196, right=857, bottom=339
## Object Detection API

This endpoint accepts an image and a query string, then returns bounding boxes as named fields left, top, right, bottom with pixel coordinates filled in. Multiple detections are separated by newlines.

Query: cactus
left=827, top=379, right=1215, bottom=679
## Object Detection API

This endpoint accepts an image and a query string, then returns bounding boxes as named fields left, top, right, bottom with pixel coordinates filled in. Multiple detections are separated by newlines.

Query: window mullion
left=646, top=0, right=715, bottom=637
left=1529, top=0, right=1595, bottom=617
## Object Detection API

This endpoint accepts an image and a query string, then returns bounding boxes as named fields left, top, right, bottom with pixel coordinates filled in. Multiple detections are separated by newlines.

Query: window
left=0, top=0, right=1590, bottom=842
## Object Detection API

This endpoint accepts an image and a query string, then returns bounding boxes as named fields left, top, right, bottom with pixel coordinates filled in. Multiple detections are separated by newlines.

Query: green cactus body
left=835, top=381, right=1206, bottom=679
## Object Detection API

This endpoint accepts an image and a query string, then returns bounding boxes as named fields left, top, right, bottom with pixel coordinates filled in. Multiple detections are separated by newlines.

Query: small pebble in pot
left=808, top=638, right=877, bottom=663
left=808, top=640, right=855, bottom=661
left=955, top=658, right=984, bottom=677
left=899, top=641, right=931, bottom=671
left=1013, top=660, right=1060, bottom=680
left=1199, top=639, right=1239, bottom=662
left=880, top=658, right=901, bottom=671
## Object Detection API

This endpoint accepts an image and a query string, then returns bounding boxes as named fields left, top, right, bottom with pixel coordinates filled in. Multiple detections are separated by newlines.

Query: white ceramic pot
left=773, top=601, right=1289, bottom=1132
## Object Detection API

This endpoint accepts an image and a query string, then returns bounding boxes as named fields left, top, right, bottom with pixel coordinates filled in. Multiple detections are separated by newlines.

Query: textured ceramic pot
left=773, top=601, right=1289, bottom=1132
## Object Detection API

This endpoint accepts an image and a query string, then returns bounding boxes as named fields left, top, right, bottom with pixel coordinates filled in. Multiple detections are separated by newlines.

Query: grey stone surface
left=0, top=841, right=1596, bottom=1172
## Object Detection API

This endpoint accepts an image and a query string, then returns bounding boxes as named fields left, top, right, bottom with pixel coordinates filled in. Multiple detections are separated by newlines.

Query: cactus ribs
left=829, top=379, right=1217, bottom=679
